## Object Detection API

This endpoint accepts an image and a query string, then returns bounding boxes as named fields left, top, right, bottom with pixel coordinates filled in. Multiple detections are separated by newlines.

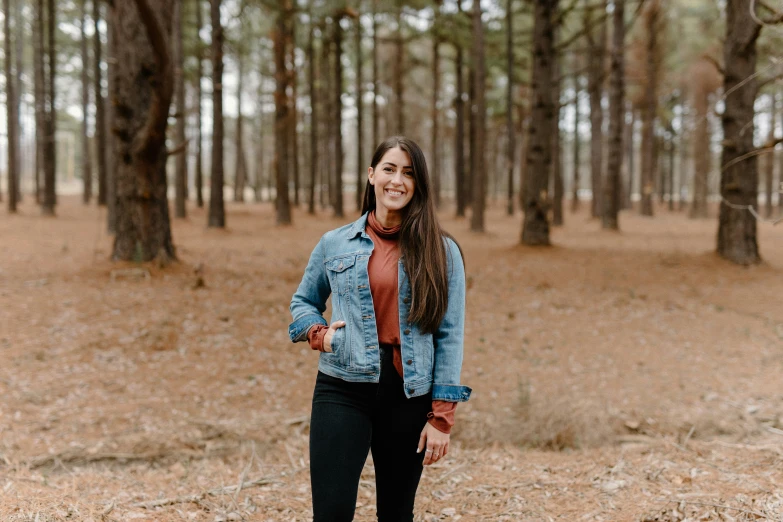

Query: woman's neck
left=374, top=207, right=402, bottom=228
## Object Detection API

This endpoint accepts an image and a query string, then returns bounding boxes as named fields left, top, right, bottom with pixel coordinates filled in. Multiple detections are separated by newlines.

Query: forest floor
left=1, top=195, right=783, bottom=522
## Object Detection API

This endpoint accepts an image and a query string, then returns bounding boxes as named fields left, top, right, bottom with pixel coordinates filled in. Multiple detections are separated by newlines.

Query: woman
left=288, top=136, right=471, bottom=522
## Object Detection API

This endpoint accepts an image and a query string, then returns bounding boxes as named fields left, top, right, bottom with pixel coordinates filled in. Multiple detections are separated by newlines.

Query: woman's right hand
left=323, top=321, right=346, bottom=352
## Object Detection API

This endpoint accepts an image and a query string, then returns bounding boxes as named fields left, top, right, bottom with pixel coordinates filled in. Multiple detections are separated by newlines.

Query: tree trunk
left=13, top=0, right=22, bottom=201
left=372, top=0, right=379, bottom=147
left=602, top=0, right=624, bottom=230
left=80, top=0, right=92, bottom=204
left=469, top=0, right=486, bottom=232
left=551, top=28, right=563, bottom=227
left=234, top=51, right=247, bottom=203
left=319, top=26, right=330, bottom=210
left=764, top=93, right=775, bottom=218
left=394, top=0, right=404, bottom=134
left=690, top=89, right=710, bottom=218
left=106, top=1, right=117, bottom=232
left=623, top=103, right=634, bottom=209
left=356, top=12, right=364, bottom=211
left=571, top=66, right=581, bottom=213
left=94, top=0, right=107, bottom=207
left=667, top=131, right=675, bottom=211
left=289, top=24, right=300, bottom=207
left=639, top=1, right=660, bottom=217
left=4, top=0, right=18, bottom=212
left=779, top=89, right=783, bottom=215
left=332, top=12, right=344, bottom=218
left=506, top=0, right=515, bottom=216
left=195, top=0, right=204, bottom=208
left=208, top=0, right=225, bottom=227
left=521, top=0, right=557, bottom=245
left=586, top=0, right=606, bottom=218
left=274, top=1, right=292, bottom=224
left=109, top=0, right=176, bottom=262
left=431, top=1, right=441, bottom=209
left=308, top=8, right=317, bottom=214
left=33, top=0, right=45, bottom=204
left=454, top=25, right=466, bottom=217
left=717, top=0, right=761, bottom=264
left=42, top=0, right=57, bottom=215
left=173, top=0, right=187, bottom=216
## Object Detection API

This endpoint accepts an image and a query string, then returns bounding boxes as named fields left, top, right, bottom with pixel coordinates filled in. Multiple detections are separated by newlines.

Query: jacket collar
left=346, top=211, right=371, bottom=239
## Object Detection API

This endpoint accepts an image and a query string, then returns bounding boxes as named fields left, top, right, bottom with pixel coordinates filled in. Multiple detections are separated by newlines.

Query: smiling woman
left=289, top=136, right=472, bottom=521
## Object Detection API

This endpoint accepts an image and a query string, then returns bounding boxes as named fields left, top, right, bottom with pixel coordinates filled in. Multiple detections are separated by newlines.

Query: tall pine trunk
left=551, top=28, right=563, bottom=227
left=571, top=66, right=581, bottom=213
left=208, top=0, right=225, bottom=227
left=307, top=8, right=317, bottom=214
left=639, top=0, right=660, bottom=217
left=234, top=52, right=247, bottom=203
left=454, top=31, right=466, bottom=217
left=356, top=12, right=364, bottom=211
left=42, top=0, right=57, bottom=215
left=764, top=93, right=775, bottom=218
left=623, top=103, right=634, bottom=209
left=690, top=82, right=711, bottom=218
left=602, top=0, right=624, bottom=230
left=94, top=0, right=107, bottom=207
left=110, top=0, right=176, bottom=262
left=274, top=1, right=292, bottom=224
left=371, top=1, right=379, bottom=147
left=431, top=1, right=441, bottom=209
left=4, top=0, right=18, bottom=212
left=289, top=27, right=300, bottom=207
left=394, top=0, right=404, bottom=134
left=173, top=0, right=187, bottom=217
left=505, top=0, right=515, bottom=216
left=80, top=0, right=92, bottom=204
left=332, top=11, right=344, bottom=218
left=521, top=0, right=557, bottom=245
left=33, top=0, right=44, bottom=204
left=13, top=0, right=22, bottom=201
left=469, top=0, right=486, bottom=232
left=717, top=0, right=761, bottom=264
left=195, top=0, right=204, bottom=208
left=586, top=0, right=606, bottom=218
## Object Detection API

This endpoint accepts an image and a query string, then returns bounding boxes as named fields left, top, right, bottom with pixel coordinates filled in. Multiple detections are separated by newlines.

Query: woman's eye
left=384, top=168, right=392, bottom=172
left=403, top=171, right=413, bottom=177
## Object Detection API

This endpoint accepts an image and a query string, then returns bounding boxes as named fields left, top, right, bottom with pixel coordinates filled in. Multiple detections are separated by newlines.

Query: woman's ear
left=367, top=167, right=374, bottom=185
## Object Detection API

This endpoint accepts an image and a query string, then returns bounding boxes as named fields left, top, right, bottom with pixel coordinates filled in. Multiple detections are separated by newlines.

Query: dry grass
left=1, top=196, right=782, bottom=521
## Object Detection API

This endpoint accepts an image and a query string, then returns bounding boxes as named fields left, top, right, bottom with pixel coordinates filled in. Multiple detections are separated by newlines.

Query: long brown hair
left=361, top=136, right=462, bottom=334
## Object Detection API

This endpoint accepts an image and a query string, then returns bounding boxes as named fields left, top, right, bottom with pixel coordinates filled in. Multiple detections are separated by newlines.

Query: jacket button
left=404, top=329, right=411, bottom=335
left=403, top=297, right=410, bottom=304
left=408, top=388, right=415, bottom=394
left=406, top=359, right=413, bottom=365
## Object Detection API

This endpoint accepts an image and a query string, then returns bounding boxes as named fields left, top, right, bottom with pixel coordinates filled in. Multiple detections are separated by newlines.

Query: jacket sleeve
left=431, top=237, right=472, bottom=402
left=288, top=236, right=331, bottom=343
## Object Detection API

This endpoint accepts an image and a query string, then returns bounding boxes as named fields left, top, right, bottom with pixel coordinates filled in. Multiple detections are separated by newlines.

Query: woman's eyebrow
left=382, top=162, right=412, bottom=168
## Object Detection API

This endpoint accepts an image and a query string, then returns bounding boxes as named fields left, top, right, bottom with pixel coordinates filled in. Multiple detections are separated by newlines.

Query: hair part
left=362, top=136, right=462, bottom=334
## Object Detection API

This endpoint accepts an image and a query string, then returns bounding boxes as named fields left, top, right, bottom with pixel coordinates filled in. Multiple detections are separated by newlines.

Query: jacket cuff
left=288, top=314, right=328, bottom=343
left=431, top=384, right=472, bottom=403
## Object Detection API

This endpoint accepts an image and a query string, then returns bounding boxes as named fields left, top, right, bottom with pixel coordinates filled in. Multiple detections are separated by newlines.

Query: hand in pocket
left=323, top=321, right=346, bottom=353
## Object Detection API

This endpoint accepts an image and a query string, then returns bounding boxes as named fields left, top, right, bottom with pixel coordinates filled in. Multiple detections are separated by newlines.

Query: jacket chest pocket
left=325, top=256, right=356, bottom=296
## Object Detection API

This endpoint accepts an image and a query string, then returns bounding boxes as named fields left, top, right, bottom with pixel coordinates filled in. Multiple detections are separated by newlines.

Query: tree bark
left=717, top=0, right=761, bottom=264
left=690, top=88, right=711, bottom=218
left=173, top=0, right=187, bottom=216
left=454, top=20, right=466, bottom=218
left=274, top=1, right=292, bottom=224
left=431, top=1, right=441, bottom=209
left=764, top=93, right=775, bottom=218
left=106, top=1, right=117, bottom=232
left=601, top=0, right=624, bottom=230
left=332, top=11, right=344, bottom=218
left=394, top=0, right=404, bottom=134
left=639, top=1, right=660, bottom=217
left=551, top=28, right=563, bottom=227
left=469, top=0, right=486, bottom=232
left=307, top=7, right=317, bottom=214
left=80, top=0, right=92, bottom=204
left=94, top=0, right=108, bottom=207
left=289, top=23, right=300, bottom=207
left=571, top=68, right=581, bottom=213
left=372, top=0, right=379, bottom=146
left=42, top=0, right=57, bottom=215
left=4, top=0, right=18, bottom=212
left=586, top=0, right=606, bottom=218
left=33, top=0, right=44, bottom=204
left=234, top=51, right=247, bottom=203
left=521, top=0, right=557, bottom=245
left=208, top=0, right=225, bottom=227
left=623, top=103, right=634, bottom=209
left=109, top=0, right=176, bottom=262
left=13, top=0, right=22, bottom=201
left=356, top=11, right=364, bottom=211
left=194, top=0, right=204, bottom=208
left=506, top=0, right=515, bottom=216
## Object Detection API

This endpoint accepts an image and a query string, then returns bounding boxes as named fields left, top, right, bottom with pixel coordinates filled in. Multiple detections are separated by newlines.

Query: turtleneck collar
left=367, top=210, right=401, bottom=239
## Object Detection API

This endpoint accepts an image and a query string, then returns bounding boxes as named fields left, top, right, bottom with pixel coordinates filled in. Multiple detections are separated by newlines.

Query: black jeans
left=310, top=347, right=432, bottom=522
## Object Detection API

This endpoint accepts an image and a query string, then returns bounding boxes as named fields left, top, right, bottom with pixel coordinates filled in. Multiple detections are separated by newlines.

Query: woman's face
left=368, top=147, right=416, bottom=221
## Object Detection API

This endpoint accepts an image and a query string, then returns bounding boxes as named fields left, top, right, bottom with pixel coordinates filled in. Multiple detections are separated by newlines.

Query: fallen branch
left=132, top=467, right=305, bottom=509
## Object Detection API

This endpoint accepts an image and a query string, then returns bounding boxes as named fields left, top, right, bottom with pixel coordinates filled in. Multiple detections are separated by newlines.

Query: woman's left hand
left=417, top=422, right=450, bottom=466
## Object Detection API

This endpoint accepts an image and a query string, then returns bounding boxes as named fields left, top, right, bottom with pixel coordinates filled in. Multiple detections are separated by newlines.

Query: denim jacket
left=288, top=212, right=472, bottom=403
